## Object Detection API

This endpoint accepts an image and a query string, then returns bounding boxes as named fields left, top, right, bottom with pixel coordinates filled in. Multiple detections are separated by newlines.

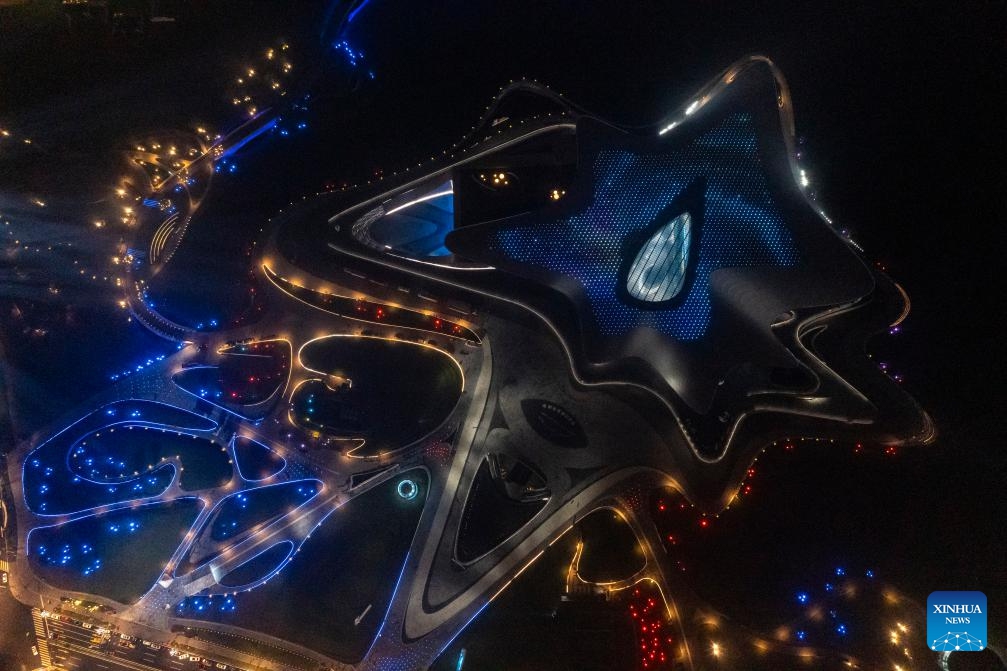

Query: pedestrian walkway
left=32, top=607, right=53, bottom=668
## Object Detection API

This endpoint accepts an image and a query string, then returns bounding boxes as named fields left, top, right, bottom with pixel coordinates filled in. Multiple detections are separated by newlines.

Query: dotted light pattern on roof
left=489, top=113, right=800, bottom=340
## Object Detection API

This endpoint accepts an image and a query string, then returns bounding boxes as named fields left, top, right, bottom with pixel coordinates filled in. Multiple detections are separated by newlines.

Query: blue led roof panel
left=482, top=113, right=800, bottom=341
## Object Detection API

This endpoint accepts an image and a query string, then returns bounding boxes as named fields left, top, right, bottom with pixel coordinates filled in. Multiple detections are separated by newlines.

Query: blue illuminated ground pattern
left=34, top=517, right=142, bottom=576
left=68, top=427, right=202, bottom=482
left=175, top=593, right=238, bottom=616
left=23, top=400, right=216, bottom=515
left=488, top=113, right=800, bottom=340
left=210, top=479, right=322, bottom=541
left=27, top=498, right=203, bottom=604
left=332, top=38, right=375, bottom=80
left=35, top=538, right=104, bottom=577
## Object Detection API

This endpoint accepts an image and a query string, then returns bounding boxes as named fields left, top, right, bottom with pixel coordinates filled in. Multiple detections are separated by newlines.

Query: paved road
left=46, top=613, right=241, bottom=671
left=0, top=575, right=37, bottom=671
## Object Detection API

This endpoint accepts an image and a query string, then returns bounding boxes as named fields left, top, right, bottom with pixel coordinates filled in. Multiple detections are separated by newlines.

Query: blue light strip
left=214, top=540, right=296, bottom=592
left=216, top=117, right=278, bottom=162
left=435, top=599, right=492, bottom=661
left=347, top=0, right=373, bottom=23
left=362, top=551, right=410, bottom=660
left=26, top=496, right=200, bottom=541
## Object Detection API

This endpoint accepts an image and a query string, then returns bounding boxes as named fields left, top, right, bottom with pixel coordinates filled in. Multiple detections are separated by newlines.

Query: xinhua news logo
left=927, top=591, right=987, bottom=652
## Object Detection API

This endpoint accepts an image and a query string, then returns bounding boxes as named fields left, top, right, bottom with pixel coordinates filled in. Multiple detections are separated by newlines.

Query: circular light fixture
left=396, top=479, right=418, bottom=500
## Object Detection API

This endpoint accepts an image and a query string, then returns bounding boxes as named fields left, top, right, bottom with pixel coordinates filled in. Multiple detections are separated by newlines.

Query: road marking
left=31, top=609, right=53, bottom=668
left=56, top=638, right=164, bottom=671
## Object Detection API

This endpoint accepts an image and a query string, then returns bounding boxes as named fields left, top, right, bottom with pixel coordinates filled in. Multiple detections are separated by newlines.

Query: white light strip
left=383, top=186, right=453, bottom=216
left=658, top=121, right=678, bottom=136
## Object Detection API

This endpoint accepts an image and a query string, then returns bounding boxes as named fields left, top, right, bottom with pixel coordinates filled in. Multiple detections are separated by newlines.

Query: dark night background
left=1, top=0, right=1005, bottom=666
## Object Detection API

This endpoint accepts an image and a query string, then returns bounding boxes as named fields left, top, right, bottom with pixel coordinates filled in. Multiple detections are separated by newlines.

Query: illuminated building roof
left=324, top=56, right=933, bottom=466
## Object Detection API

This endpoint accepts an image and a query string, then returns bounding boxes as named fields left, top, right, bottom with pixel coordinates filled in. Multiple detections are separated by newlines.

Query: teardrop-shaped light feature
left=625, top=212, right=693, bottom=302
